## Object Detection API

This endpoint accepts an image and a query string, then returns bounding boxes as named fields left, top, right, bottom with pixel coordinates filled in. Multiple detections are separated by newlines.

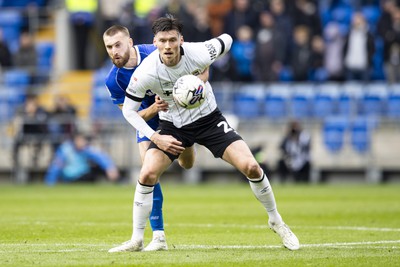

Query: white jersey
left=125, top=34, right=232, bottom=128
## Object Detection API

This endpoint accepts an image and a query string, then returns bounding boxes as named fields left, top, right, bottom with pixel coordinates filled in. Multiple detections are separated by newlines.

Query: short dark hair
left=152, top=14, right=183, bottom=35
left=103, top=25, right=130, bottom=38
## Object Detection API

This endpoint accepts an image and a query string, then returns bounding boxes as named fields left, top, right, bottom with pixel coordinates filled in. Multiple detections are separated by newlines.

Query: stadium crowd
left=0, top=0, right=394, bottom=83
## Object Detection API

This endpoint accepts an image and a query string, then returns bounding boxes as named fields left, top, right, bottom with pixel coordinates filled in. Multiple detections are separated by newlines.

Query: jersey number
left=217, top=121, right=233, bottom=133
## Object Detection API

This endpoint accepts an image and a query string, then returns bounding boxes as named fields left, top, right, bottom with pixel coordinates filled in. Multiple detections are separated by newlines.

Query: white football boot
left=108, top=239, right=144, bottom=252
left=268, top=221, right=300, bottom=250
left=143, top=235, right=168, bottom=252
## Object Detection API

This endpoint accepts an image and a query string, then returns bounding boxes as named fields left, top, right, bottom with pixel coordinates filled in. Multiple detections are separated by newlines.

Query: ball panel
left=173, top=75, right=206, bottom=109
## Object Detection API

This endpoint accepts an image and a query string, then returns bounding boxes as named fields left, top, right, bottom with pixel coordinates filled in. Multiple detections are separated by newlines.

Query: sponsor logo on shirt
left=205, top=43, right=217, bottom=60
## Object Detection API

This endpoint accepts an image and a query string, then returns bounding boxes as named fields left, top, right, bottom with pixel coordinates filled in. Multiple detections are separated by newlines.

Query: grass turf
left=0, top=182, right=399, bottom=266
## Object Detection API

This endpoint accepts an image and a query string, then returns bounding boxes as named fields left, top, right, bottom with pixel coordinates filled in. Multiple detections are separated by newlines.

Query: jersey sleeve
left=189, top=33, right=233, bottom=67
left=105, top=67, right=125, bottom=105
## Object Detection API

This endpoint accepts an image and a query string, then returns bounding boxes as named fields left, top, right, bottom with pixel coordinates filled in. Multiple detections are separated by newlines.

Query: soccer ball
left=173, top=74, right=206, bottom=109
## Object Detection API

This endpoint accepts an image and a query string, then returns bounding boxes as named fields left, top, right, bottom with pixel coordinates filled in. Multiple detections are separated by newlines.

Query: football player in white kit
left=109, top=15, right=299, bottom=252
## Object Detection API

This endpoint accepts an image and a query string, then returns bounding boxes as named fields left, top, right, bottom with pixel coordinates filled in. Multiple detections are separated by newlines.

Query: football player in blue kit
left=103, top=25, right=204, bottom=252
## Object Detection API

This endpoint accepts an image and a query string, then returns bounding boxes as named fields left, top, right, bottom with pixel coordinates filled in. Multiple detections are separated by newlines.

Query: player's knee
left=139, top=170, right=158, bottom=185
left=244, top=161, right=262, bottom=179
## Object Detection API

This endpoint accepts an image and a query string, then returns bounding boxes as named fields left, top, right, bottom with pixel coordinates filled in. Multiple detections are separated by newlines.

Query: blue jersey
left=105, top=44, right=158, bottom=142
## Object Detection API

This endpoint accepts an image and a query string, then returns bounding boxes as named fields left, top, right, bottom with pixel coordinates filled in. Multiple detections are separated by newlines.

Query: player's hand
left=155, top=95, right=168, bottom=112
left=152, top=133, right=185, bottom=155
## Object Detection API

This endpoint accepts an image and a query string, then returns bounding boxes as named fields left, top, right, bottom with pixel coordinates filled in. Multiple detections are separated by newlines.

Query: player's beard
left=112, top=49, right=130, bottom=68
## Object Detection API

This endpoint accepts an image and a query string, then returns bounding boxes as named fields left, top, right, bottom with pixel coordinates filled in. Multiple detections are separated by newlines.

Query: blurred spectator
left=230, top=25, right=255, bottom=81
left=343, top=12, right=375, bottom=81
left=291, top=0, right=322, bottom=37
left=99, top=0, right=130, bottom=36
left=207, top=0, right=232, bottom=37
left=223, top=0, right=260, bottom=41
left=12, top=31, right=38, bottom=84
left=309, top=35, right=326, bottom=81
left=44, top=133, right=120, bottom=185
left=0, top=29, right=12, bottom=69
left=268, top=0, right=292, bottom=64
left=289, top=25, right=313, bottom=81
left=378, top=4, right=400, bottom=83
left=184, top=3, right=213, bottom=42
left=323, top=22, right=345, bottom=81
left=277, top=120, right=311, bottom=183
left=253, top=11, right=282, bottom=82
left=66, top=0, right=98, bottom=70
left=48, top=95, right=77, bottom=152
left=12, top=94, right=49, bottom=174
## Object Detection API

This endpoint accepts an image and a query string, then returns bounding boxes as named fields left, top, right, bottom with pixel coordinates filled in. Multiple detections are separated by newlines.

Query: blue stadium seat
left=91, top=86, right=123, bottom=121
left=338, top=82, right=363, bottom=117
left=331, top=5, right=353, bottom=25
left=360, top=83, right=388, bottom=116
left=323, top=116, right=349, bottom=153
left=361, top=5, right=381, bottom=33
left=264, top=84, right=290, bottom=120
left=36, top=41, right=54, bottom=70
left=233, top=93, right=260, bottom=119
left=289, top=84, right=314, bottom=119
left=350, top=116, right=373, bottom=153
left=387, top=86, right=400, bottom=119
left=312, top=84, right=339, bottom=119
left=0, top=9, right=23, bottom=53
left=3, top=69, right=30, bottom=88
left=264, top=94, right=287, bottom=120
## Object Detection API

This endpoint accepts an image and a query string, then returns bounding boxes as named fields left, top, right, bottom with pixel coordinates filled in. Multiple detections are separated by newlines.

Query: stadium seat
left=3, top=69, right=30, bottom=88
left=387, top=86, right=400, bottom=119
left=361, top=5, right=381, bottom=33
left=331, top=5, right=353, bottom=25
left=264, top=84, right=290, bottom=120
left=233, top=93, right=260, bottom=119
left=312, top=83, right=339, bottom=119
left=0, top=9, right=23, bottom=53
left=360, top=83, right=388, bottom=116
left=36, top=41, right=54, bottom=70
left=289, top=84, right=314, bottom=119
left=350, top=116, right=373, bottom=153
left=323, top=116, right=349, bottom=153
left=338, top=82, right=363, bottom=117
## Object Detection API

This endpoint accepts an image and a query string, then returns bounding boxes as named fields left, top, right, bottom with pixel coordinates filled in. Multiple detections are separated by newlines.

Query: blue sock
left=149, top=183, right=164, bottom=231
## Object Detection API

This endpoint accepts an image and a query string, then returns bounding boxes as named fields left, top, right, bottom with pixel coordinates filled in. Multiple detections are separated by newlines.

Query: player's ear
left=180, top=35, right=184, bottom=45
left=129, top=38, right=133, bottom=46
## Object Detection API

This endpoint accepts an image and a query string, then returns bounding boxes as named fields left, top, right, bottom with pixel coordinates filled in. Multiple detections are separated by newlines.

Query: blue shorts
left=137, top=119, right=159, bottom=143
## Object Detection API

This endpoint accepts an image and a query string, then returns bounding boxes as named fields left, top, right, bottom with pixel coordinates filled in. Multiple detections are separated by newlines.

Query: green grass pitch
left=0, top=182, right=399, bottom=266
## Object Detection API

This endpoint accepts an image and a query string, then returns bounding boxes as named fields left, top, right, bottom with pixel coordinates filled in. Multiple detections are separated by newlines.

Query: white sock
left=248, top=170, right=283, bottom=224
left=131, top=182, right=154, bottom=241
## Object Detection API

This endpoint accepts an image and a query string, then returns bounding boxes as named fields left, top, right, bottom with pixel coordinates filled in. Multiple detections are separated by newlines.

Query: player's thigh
left=222, top=140, right=261, bottom=178
left=140, top=148, right=173, bottom=185
left=138, top=141, right=151, bottom=163
left=178, top=145, right=195, bottom=169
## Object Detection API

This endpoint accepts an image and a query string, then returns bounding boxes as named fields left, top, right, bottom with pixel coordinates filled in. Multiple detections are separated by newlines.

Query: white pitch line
left=5, top=221, right=400, bottom=232
left=0, top=240, right=399, bottom=253
left=168, top=223, right=400, bottom=232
